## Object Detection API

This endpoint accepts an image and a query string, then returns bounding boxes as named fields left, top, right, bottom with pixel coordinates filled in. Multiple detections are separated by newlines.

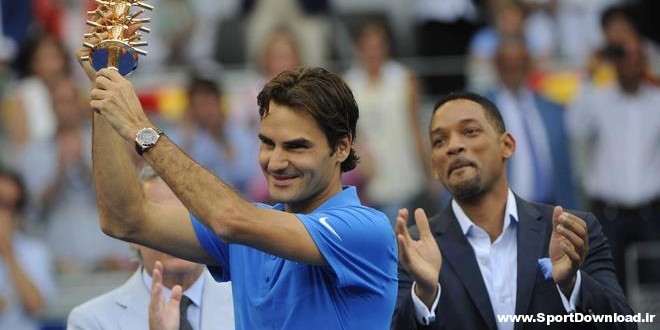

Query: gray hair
left=137, top=164, right=159, bottom=182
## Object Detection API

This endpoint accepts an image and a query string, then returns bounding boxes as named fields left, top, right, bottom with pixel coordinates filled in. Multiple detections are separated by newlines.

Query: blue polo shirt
left=191, top=186, right=398, bottom=330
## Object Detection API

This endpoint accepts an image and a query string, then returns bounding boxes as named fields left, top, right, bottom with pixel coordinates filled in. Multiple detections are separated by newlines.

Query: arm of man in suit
left=392, top=208, right=442, bottom=330
left=550, top=206, right=636, bottom=329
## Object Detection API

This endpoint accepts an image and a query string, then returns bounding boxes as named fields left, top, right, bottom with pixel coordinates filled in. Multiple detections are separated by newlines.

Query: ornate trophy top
left=82, top=0, right=153, bottom=76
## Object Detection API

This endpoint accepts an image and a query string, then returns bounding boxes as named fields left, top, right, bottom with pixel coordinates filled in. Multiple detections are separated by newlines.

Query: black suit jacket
left=392, top=197, right=636, bottom=330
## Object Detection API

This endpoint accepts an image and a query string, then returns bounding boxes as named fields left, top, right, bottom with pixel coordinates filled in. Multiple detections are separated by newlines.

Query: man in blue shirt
left=76, top=39, right=398, bottom=329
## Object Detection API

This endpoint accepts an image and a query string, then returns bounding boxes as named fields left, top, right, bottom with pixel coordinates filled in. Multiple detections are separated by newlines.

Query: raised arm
left=86, top=66, right=325, bottom=265
left=92, top=110, right=212, bottom=259
left=73, top=39, right=210, bottom=263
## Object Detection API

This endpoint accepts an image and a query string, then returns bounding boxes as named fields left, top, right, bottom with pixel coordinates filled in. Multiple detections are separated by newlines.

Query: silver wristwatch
left=134, top=127, right=164, bottom=156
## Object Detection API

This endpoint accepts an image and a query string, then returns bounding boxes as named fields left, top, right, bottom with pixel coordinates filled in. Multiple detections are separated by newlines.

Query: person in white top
left=567, top=28, right=660, bottom=289
left=0, top=167, right=56, bottom=330
left=344, top=21, right=429, bottom=222
left=3, top=31, right=70, bottom=155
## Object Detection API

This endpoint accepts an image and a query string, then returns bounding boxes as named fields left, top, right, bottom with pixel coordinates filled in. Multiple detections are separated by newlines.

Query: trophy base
left=91, top=40, right=139, bottom=76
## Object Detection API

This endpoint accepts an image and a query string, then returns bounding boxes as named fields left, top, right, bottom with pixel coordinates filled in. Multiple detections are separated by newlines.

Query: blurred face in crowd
left=429, top=99, right=514, bottom=201
left=357, top=23, right=389, bottom=77
left=495, top=40, right=530, bottom=92
left=189, top=89, right=224, bottom=131
left=258, top=101, right=348, bottom=213
left=262, top=31, right=301, bottom=80
left=603, top=14, right=639, bottom=47
left=613, top=41, right=646, bottom=93
left=52, top=79, right=87, bottom=130
left=496, top=2, right=525, bottom=35
left=31, top=36, right=67, bottom=80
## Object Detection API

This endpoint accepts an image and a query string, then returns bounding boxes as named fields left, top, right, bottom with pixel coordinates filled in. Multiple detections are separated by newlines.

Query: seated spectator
left=485, top=36, right=577, bottom=209
left=68, top=165, right=234, bottom=330
left=168, top=76, right=259, bottom=197
left=242, top=0, right=331, bottom=67
left=3, top=30, right=70, bottom=156
left=0, top=167, right=56, bottom=330
left=344, top=21, right=430, bottom=222
left=18, top=77, right=128, bottom=272
left=567, top=30, right=660, bottom=289
left=467, top=0, right=554, bottom=92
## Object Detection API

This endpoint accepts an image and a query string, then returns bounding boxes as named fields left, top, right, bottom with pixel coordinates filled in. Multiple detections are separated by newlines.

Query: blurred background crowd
left=0, top=0, right=659, bottom=329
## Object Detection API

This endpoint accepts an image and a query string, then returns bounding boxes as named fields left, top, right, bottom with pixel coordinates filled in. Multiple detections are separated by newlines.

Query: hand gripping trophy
left=80, top=0, right=153, bottom=76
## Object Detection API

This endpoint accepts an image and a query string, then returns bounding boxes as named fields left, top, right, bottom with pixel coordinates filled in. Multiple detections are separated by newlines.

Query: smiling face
left=258, top=101, right=349, bottom=213
left=429, top=98, right=514, bottom=201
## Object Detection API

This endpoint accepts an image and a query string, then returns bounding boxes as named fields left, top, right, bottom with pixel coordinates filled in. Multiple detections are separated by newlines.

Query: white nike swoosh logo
left=319, top=217, right=342, bottom=240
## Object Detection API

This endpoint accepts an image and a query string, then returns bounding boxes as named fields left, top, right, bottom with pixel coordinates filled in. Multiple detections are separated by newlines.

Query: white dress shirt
left=412, top=190, right=581, bottom=329
left=142, top=267, right=205, bottom=330
left=567, top=83, right=660, bottom=206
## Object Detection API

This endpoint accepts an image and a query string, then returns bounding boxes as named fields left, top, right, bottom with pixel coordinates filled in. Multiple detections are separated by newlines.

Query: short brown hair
left=257, top=66, right=360, bottom=172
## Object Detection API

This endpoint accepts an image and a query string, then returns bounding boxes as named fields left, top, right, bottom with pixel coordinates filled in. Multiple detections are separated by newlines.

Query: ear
left=500, top=132, right=515, bottom=160
left=334, top=136, right=351, bottom=163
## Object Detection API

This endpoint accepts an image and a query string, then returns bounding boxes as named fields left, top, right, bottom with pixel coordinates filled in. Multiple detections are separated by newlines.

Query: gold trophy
left=81, top=0, right=153, bottom=76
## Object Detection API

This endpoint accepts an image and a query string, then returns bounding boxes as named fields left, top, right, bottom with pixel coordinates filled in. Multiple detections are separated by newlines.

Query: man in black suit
left=392, top=92, right=636, bottom=330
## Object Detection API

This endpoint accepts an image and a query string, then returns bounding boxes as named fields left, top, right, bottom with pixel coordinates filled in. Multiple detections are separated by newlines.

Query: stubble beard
left=447, top=175, right=483, bottom=202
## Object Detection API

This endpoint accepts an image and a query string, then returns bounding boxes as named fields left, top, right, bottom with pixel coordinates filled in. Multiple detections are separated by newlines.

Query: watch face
left=137, top=128, right=159, bottom=146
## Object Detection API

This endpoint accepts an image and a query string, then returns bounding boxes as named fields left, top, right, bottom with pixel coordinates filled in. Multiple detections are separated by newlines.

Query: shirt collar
left=451, top=189, right=519, bottom=236
left=271, top=185, right=360, bottom=213
left=141, top=267, right=205, bottom=307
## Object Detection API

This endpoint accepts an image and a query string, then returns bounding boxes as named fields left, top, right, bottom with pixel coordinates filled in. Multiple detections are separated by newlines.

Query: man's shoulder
left=68, top=287, right=125, bottom=327
left=69, top=289, right=117, bottom=320
left=68, top=271, right=145, bottom=322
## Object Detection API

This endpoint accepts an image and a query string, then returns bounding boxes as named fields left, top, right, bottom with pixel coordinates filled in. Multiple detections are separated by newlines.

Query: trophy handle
left=84, top=0, right=152, bottom=76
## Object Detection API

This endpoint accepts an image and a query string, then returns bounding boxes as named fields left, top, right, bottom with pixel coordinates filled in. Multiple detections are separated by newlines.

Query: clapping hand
left=395, top=208, right=442, bottom=307
left=549, top=206, right=589, bottom=296
left=149, top=261, right=181, bottom=330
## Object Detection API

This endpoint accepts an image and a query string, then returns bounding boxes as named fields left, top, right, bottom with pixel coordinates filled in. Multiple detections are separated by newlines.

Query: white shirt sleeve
left=411, top=282, right=442, bottom=325
left=556, top=271, right=582, bottom=313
